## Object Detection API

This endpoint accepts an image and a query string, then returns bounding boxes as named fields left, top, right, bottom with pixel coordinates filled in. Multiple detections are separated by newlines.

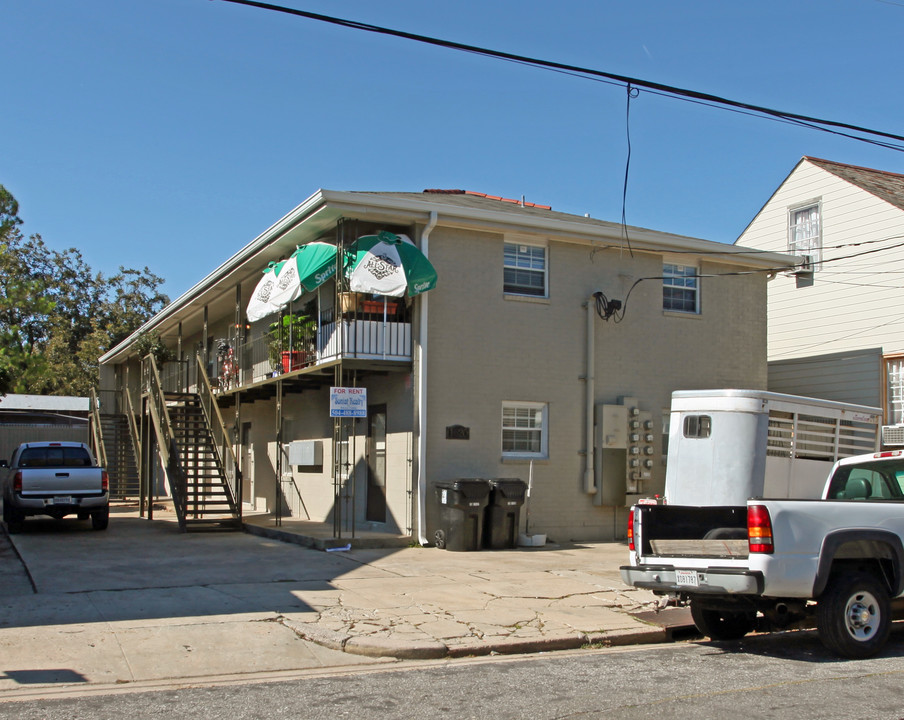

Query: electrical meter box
left=594, top=397, right=657, bottom=507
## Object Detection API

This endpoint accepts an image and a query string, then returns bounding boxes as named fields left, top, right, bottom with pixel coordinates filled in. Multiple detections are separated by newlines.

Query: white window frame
left=502, top=401, right=549, bottom=459
left=504, top=240, right=548, bottom=298
left=662, top=262, right=700, bottom=314
left=886, top=355, right=904, bottom=425
left=788, top=200, right=822, bottom=270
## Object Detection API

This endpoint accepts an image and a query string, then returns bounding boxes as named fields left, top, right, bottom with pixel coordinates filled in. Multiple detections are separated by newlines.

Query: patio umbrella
left=346, top=232, right=437, bottom=297
left=268, top=241, right=339, bottom=308
left=246, top=260, right=287, bottom=322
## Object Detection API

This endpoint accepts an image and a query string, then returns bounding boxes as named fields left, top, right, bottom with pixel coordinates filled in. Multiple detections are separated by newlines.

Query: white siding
left=768, top=348, right=882, bottom=407
left=740, top=160, right=904, bottom=362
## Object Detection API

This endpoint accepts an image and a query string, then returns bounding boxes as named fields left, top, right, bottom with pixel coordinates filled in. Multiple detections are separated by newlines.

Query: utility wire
left=217, top=0, right=904, bottom=151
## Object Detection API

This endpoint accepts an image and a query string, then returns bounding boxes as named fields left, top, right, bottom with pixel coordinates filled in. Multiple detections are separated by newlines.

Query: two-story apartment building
left=737, top=157, right=904, bottom=436
left=98, top=188, right=793, bottom=543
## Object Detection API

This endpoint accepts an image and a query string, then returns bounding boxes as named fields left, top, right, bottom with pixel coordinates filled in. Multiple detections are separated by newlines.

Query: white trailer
left=665, top=389, right=881, bottom=506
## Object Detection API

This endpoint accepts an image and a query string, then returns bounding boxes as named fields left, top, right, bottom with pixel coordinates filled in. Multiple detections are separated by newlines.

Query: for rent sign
left=330, top=387, right=367, bottom=418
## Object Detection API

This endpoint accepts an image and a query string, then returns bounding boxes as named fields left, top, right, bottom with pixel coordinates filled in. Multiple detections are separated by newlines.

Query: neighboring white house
left=737, top=156, right=904, bottom=431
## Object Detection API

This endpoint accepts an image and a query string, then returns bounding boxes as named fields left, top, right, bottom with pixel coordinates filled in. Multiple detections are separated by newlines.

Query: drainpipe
left=583, top=297, right=597, bottom=494
left=417, top=211, right=439, bottom=545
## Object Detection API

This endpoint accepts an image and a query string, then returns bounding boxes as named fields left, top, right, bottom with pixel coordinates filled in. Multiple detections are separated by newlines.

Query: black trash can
left=485, top=478, right=527, bottom=549
left=434, top=479, right=491, bottom=551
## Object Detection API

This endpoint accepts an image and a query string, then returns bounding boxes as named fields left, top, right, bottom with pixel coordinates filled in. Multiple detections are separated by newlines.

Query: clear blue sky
left=3, top=0, right=903, bottom=299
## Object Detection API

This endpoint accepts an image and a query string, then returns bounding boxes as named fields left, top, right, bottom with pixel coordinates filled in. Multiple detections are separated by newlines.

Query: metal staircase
left=165, top=392, right=240, bottom=529
left=99, top=414, right=140, bottom=499
left=89, top=388, right=140, bottom=500
left=144, top=355, right=242, bottom=532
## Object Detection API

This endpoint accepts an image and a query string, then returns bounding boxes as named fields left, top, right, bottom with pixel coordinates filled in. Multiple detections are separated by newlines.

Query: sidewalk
left=0, top=508, right=690, bottom=694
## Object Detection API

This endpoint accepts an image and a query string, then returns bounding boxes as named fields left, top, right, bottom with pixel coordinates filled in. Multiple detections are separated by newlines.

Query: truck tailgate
left=19, top=468, right=104, bottom=495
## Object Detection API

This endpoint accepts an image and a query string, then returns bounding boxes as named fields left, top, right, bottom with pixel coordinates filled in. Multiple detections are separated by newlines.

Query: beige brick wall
left=423, top=228, right=767, bottom=542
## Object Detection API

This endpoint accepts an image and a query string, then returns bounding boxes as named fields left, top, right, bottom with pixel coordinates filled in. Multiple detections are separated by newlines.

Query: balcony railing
left=203, top=297, right=412, bottom=391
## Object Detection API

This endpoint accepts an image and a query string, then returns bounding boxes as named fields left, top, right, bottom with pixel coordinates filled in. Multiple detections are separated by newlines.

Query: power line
left=215, top=0, right=904, bottom=152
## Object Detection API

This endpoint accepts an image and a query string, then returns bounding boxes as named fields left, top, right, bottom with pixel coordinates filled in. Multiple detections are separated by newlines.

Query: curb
left=281, top=619, right=668, bottom=660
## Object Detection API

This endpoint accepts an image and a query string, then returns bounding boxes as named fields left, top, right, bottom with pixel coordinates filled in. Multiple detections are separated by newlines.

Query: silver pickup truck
left=1, top=441, right=109, bottom=532
left=621, top=450, right=904, bottom=658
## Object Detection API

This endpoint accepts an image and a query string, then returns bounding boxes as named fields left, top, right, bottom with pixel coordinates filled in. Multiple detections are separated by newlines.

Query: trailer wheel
left=690, top=601, right=756, bottom=641
left=816, top=572, right=890, bottom=659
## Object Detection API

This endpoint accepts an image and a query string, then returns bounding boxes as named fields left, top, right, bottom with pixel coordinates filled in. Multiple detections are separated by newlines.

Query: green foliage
left=0, top=184, right=170, bottom=396
left=267, top=302, right=316, bottom=369
left=133, top=331, right=174, bottom=366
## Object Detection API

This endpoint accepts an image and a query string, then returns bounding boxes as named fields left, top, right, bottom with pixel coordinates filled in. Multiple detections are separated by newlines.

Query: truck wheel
left=690, top=601, right=756, bottom=641
left=91, top=508, right=110, bottom=531
left=3, top=503, right=23, bottom=534
left=816, top=572, right=890, bottom=659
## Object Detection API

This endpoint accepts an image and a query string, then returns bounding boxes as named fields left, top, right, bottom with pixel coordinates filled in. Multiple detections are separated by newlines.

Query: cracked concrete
left=0, top=511, right=682, bottom=692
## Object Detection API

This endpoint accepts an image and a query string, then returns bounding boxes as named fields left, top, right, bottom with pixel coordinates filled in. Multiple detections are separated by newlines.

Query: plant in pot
left=268, top=307, right=316, bottom=374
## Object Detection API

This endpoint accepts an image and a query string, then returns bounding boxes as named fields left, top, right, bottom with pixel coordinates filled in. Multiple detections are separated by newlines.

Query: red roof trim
left=422, top=188, right=552, bottom=210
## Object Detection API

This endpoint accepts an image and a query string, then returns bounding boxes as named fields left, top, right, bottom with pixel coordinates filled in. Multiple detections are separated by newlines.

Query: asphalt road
left=3, top=631, right=904, bottom=719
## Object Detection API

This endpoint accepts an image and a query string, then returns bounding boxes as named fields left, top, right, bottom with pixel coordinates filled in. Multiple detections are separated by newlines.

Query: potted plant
left=268, top=307, right=316, bottom=373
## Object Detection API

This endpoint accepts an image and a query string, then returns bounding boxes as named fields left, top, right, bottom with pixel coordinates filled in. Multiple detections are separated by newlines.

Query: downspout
left=417, top=211, right=439, bottom=545
left=583, top=297, right=597, bottom=494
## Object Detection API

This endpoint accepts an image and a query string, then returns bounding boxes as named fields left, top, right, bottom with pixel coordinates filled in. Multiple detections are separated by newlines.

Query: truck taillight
left=748, top=504, right=773, bottom=554
left=101, top=470, right=109, bottom=492
left=627, top=508, right=635, bottom=551
left=13, top=471, right=22, bottom=493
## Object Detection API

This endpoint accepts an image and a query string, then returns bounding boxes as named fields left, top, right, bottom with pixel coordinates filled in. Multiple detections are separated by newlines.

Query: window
left=683, top=415, right=711, bottom=439
left=886, top=356, right=904, bottom=425
left=789, top=203, right=821, bottom=269
left=502, top=402, right=548, bottom=457
left=662, top=263, right=699, bottom=313
left=504, top=242, right=547, bottom=297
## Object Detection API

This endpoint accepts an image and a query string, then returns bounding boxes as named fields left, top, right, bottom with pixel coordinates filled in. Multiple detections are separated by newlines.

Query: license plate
left=53, top=496, right=73, bottom=505
left=675, top=569, right=699, bottom=587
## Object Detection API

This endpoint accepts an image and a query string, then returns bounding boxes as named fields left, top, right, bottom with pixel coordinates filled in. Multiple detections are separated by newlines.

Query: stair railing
left=143, top=354, right=188, bottom=531
left=194, top=353, right=242, bottom=516
left=123, top=387, right=142, bottom=474
left=88, top=387, right=108, bottom=470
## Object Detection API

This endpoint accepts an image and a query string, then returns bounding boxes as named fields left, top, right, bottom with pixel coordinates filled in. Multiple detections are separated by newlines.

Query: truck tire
left=690, top=601, right=756, bottom=641
left=3, top=502, right=24, bottom=534
left=91, top=507, right=110, bottom=531
left=816, top=572, right=890, bottom=659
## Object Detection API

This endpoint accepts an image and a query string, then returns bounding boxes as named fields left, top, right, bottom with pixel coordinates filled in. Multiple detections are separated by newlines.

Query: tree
left=0, top=184, right=170, bottom=396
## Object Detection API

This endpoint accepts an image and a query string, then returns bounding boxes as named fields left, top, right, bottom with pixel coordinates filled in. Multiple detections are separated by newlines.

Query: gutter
left=416, top=211, right=439, bottom=546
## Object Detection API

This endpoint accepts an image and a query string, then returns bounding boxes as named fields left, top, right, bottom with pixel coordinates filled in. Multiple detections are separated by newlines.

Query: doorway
left=241, top=422, right=254, bottom=509
left=366, top=405, right=387, bottom=523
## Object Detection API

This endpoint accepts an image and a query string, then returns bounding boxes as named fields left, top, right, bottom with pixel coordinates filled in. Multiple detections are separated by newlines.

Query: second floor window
left=504, top=242, right=547, bottom=297
left=789, top=203, right=821, bottom=269
left=662, top=263, right=699, bottom=313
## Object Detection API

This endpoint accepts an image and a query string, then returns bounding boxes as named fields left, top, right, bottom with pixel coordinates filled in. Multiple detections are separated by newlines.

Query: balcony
left=195, top=296, right=412, bottom=394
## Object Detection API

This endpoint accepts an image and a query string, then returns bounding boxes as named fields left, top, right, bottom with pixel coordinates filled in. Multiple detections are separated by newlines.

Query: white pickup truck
left=621, top=450, right=904, bottom=658
left=1, top=441, right=109, bottom=532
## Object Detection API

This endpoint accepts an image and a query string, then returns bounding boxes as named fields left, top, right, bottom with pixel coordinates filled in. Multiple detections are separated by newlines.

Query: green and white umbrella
left=346, top=232, right=437, bottom=297
left=268, top=241, right=338, bottom=308
left=246, top=260, right=287, bottom=322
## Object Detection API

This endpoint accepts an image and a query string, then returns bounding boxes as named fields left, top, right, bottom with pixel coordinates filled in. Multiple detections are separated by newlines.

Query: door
left=241, top=422, right=254, bottom=509
left=366, top=405, right=387, bottom=523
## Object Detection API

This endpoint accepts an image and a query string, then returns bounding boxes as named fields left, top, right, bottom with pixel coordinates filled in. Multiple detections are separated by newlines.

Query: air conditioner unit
left=882, top=425, right=904, bottom=447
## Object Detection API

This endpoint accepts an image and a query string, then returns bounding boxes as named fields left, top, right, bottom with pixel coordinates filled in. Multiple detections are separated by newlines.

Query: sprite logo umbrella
left=268, top=241, right=338, bottom=308
left=246, top=260, right=287, bottom=322
left=346, top=232, right=437, bottom=297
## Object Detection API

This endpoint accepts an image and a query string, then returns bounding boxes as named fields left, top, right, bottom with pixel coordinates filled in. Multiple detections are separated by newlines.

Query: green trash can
left=485, top=478, right=527, bottom=549
left=434, top=479, right=491, bottom=551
